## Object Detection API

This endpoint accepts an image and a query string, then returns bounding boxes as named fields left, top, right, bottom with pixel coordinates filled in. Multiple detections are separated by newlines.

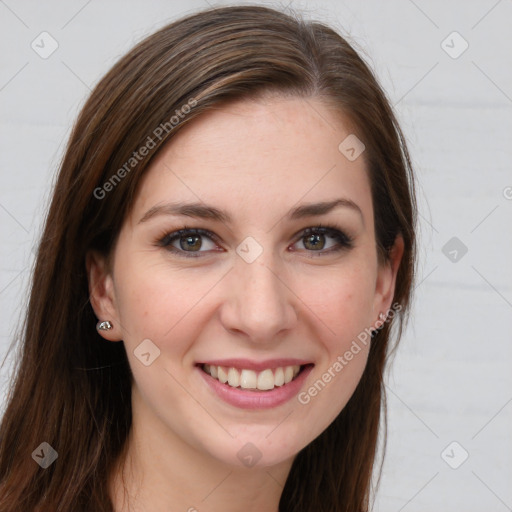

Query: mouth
left=197, top=362, right=314, bottom=392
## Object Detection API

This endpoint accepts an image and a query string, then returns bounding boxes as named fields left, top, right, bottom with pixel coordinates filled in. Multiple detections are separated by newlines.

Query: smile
left=201, top=363, right=303, bottom=391
left=196, top=358, right=314, bottom=409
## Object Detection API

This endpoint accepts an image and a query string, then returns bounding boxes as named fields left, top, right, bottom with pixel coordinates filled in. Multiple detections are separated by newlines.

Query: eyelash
left=156, top=224, right=354, bottom=259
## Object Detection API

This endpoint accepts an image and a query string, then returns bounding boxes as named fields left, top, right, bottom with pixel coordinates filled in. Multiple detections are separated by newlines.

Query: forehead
left=129, top=96, right=373, bottom=228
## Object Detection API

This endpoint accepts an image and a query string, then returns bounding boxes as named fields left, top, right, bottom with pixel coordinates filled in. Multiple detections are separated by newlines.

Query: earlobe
left=85, top=250, right=122, bottom=342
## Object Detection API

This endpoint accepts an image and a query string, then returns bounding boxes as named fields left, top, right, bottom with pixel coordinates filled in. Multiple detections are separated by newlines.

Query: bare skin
left=87, top=95, right=403, bottom=512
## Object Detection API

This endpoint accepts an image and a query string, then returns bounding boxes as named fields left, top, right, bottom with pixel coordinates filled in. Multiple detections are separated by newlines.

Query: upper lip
left=196, top=358, right=313, bottom=372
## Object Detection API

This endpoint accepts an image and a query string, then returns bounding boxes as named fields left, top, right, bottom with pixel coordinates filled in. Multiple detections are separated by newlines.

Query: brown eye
left=303, top=232, right=326, bottom=250
left=178, top=234, right=202, bottom=251
left=294, top=225, right=354, bottom=256
left=158, top=228, right=221, bottom=258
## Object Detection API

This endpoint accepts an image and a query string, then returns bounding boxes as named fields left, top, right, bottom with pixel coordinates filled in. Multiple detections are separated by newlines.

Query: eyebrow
left=138, top=198, right=364, bottom=225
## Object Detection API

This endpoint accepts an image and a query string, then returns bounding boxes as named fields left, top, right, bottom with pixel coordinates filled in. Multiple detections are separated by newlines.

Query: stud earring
left=96, top=320, right=113, bottom=331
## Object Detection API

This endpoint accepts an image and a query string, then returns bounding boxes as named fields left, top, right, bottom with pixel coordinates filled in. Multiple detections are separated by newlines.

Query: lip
left=196, top=358, right=312, bottom=372
left=196, top=362, right=314, bottom=410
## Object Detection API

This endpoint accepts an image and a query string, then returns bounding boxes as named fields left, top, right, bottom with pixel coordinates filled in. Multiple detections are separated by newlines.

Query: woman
left=0, top=5, right=417, bottom=511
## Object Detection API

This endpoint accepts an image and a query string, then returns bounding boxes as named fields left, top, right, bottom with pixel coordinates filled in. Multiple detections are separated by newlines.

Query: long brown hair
left=0, top=5, right=417, bottom=511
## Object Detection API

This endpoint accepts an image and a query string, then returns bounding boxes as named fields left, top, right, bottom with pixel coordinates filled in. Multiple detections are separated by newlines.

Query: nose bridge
left=222, top=243, right=296, bottom=342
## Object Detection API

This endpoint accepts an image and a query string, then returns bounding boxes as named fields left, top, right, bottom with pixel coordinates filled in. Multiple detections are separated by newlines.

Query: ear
left=372, top=233, right=404, bottom=325
left=86, top=250, right=122, bottom=342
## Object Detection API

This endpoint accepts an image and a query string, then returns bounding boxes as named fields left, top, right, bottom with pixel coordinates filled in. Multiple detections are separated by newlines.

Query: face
left=88, top=96, right=402, bottom=470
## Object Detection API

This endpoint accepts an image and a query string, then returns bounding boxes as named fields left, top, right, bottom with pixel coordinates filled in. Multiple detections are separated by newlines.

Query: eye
left=157, top=227, right=221, bottom=258
left=157, top=224, right=354, bottom=259
left=292, top=224, right=354, bottom=256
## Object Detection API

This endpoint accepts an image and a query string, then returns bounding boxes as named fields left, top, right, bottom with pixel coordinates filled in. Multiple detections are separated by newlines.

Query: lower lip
left=197, top=365, right=314, bottom=410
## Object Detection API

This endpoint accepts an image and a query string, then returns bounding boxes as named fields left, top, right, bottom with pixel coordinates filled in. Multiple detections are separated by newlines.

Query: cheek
left=295, top=267, right=374, bottom=416
left=303, top=265, right=376, bottom=344
left=113, top=259, right=221, bottom=351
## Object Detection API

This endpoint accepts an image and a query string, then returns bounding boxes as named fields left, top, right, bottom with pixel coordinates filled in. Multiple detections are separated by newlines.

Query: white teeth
left=227, top=367, right=240, bottom=387
left=274, top=367, right=284, bottom=387
left=257, top=369, right=274, bottom=390
left=240, top=369, right=257, bottom=389
left=203, top=364, right=302, bottom=391
left=217, top=366, right=228, bottom=384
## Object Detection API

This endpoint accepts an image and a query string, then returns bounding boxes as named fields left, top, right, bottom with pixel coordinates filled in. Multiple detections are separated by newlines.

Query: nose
left=219, top=252, right=298, bottom=345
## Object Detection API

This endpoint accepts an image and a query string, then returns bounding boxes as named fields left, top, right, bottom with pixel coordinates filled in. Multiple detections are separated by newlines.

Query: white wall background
left=1, top=0, right=511, bottom=510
